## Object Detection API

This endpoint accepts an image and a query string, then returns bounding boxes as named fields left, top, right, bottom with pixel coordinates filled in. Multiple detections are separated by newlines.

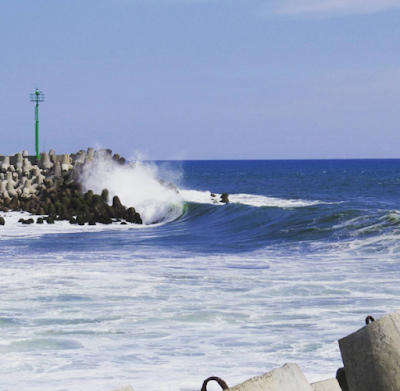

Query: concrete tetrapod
left=6, top=180, right=16, bottom=198
left=339, top=311, right=400, bottom=391
left=54, top=161, right=62, bottom=178
left=23, top=158, right=32, bottom=173
left=227, top=363, right=314, bottom=391
left=41, top=152, right=53, bottom=170
left=22, top=179, right=33, bottom=195
left=61, top=154, right=72, bottom=171
left=311, top=378, right=342, bottom=391
left=74, top=150, right=87, bottom=164
left=6, top=172, right=16, bottom=187
left=15, top=152, right=23, bottom=169
left=335, top=368, right=348, bottom=391
left=1, top=156, right=10, bottom=172
left=0, top=181, right=6, bottom=195
left=87, top=147, right=95, bottom=160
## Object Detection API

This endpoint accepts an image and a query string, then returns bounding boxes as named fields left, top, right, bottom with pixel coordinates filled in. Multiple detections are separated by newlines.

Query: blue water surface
left=3, top=159, right=400, bottom=256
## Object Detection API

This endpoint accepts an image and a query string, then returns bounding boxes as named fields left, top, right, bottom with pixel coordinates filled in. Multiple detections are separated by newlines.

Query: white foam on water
left=180, top=190, right=222, bottom=204
left=229, top=194, right=327, bottom=208
left=1, top=243, right=399, bottom=391
left=180, top=190, right=327, bottom=208
left=0, top=211, right=144, bottom=241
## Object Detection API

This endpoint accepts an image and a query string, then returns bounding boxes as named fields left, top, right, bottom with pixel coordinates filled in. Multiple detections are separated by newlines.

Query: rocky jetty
left=0, top=148, right=142, bottom=225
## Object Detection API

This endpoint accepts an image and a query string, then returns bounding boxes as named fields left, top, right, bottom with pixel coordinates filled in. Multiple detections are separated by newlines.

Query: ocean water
left=1, top=159, right=400, bottom=391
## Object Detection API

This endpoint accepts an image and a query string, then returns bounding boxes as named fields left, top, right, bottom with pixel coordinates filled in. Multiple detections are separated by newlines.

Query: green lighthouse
left=30, top=87, right=45, bottom=160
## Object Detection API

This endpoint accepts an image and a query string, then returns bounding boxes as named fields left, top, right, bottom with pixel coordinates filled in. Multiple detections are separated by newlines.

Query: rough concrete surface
left=311, top=378, right=342, bottom=391
left=339, top=311, right=400, bottom=391
left=227, top=363, right=314, bottom=391
left=335, top=368, right=348, bottom=391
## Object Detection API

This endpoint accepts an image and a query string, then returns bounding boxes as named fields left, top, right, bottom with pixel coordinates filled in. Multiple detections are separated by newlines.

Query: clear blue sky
left=1, top=0, right=399, bottom=159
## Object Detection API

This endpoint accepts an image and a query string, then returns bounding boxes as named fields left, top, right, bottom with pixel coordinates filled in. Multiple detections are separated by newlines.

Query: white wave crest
left=180, top=190, right=323, bottom=208
left=229, top=194, right=323, bottom=208
left=180, top=190, right=221, bottom=204
left=80, top=153, right=184, bottom=225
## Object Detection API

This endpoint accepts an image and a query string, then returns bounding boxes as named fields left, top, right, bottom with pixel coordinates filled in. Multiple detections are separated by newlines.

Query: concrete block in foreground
left=311, top=378, right=342, bottom=391
left=335, top=368, right=348, bottom=391
left=228, top=363, right=313, bottom=391
left=109, top=385, right=134, bottom=391
left=339, top=311, right=400, bottom=391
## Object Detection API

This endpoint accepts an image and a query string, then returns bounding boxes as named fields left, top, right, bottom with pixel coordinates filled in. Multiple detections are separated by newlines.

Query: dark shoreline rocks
left=9, top=187, right=142, bottom=226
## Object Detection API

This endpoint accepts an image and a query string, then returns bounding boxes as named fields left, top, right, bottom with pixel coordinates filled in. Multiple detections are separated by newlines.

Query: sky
left=0, top=0, right=399, bottom=160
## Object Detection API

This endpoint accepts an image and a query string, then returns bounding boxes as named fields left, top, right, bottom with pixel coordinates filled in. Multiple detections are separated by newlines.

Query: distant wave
left=181, top=190, right=327, bottom=208
left=80, top=154, right=331, bottom=226
left=229, top=194, right=327, bottom=208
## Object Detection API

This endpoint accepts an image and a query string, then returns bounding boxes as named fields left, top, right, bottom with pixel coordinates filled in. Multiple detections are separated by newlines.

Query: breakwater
left=0, top=148, right=142, bottom=225
left=0, top=148, right=230, bottom=226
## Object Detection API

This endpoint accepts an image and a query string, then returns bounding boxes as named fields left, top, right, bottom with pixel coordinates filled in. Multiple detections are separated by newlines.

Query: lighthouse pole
left=30, top=87, right=45, bottom=160
left=35, top=90, right=40, bottom=160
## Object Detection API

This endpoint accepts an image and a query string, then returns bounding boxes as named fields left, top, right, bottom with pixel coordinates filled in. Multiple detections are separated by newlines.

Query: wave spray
left=80, top=152, right=184, bottom=225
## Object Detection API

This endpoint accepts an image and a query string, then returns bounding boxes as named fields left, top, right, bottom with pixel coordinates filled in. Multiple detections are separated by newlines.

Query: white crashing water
left=80, top=154, right=185, bottom=225
left=0, top=242, right=399, bottom=391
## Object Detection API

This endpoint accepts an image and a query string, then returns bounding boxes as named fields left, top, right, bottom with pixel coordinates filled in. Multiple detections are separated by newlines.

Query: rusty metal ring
left=201, top=377, right=229, bottom=391
left=366, top=315, right=375, bottom=325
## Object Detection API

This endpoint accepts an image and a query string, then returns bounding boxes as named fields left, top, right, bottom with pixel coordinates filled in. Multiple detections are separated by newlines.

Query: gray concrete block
left=87, top=147, right=95, bottom=160
left=1, top=156, right=10, bottom=172
left=335, top=368, right=348, bottom=391
left=228, top=363, right=314, bottom=391
left=61, top=154, right=72, bottom=171
left=15, top=152, right=23, bottom=169
left=54, top=161, right=62, bottom=178
left=74, top=150, right=87, bottom=164
left=23, top=158, right=32, bottom=172
left=6, top=172, right=16, bottom=187
left=339, top=311, right=400, bottom=391
left=109, top=386, right=134, bottom=391
left=311, top=378, right=342, bottom=391
left=41, top=152, right=53, bottom=170
left=22, top=179, right=33, bottom=195
left=6, top=180, right=16, bottom=197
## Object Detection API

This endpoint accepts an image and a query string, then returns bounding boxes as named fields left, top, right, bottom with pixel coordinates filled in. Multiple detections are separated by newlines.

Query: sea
left=1, top=159, right=400, bottom=391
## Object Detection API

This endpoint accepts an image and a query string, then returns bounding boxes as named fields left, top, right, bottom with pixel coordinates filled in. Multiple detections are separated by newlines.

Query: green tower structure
left=30, top=88, right=45, bottom=160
